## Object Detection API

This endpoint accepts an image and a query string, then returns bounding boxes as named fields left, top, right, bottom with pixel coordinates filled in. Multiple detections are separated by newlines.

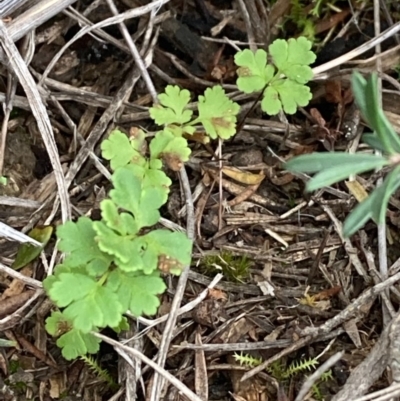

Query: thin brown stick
left=150, top=165, right=195, bottom=401
left=0, top=20, right=71, bottom=222
left=93, top=332, right=203, bottom=401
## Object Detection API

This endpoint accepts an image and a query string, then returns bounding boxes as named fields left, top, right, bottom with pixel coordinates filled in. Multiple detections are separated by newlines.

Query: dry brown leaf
left=269, top=172, right=294, bottom=186
left=49, top=373, right=66, bottom=398
left=222, top=166, right=265, bottom=185
left=15, top=332, right=57, bottom=368
left=1, top=266, right=33, bottom=300
left=325, top=79, right=344, bottom=104
left=0, top=290, right=35, bottom=318
left=310, top=286, right=342, bottom=302
left=343, top=319, right=362, bottom=348
left=162, top=152, right=183, bottom=171
left=208, top=288, right=227, bottom=301
left=345, top=180, right=369, bottom=203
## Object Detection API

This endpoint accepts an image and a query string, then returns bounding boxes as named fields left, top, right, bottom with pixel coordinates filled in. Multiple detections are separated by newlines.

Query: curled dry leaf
left=325, top=80, right=343, bottom=104
left=345, top=180, right=369, bottom=203
left=162, top=152, right=183, bottom=171
left=222, top=166, right=265, bottom=185
left=208, top=288, right=227, bottom=301
left=269, top=172, right=294, bottom=186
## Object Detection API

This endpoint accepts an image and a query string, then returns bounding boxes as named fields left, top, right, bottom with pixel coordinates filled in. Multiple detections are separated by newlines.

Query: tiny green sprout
left=200, top=251, right=250, bottom=283
left=234, top=37, right=316, bottom=115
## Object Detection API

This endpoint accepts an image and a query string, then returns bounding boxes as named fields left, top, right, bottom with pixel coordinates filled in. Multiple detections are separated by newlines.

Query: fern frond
left=284, top=357, right=319, bottom=378
left=312, top=383, right=323, bottom=400
left=233, top=352, right=262, bottom=367
left=80, top=355, right=118, bottom=389
left=320, top=369, right=333, bottom=381
left=267, top=360, right=286, bottom=380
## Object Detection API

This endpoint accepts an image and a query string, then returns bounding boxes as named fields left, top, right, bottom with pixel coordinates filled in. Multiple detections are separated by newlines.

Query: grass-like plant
left=286, top=72, right=400, bottom=237
left=200, top=251, right=251, bottom=283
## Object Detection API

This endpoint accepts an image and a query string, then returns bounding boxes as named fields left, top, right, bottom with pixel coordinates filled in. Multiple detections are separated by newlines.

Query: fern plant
left=233, top=352, right=332, bottom=398
left=233, top=352, right=319, bottom=380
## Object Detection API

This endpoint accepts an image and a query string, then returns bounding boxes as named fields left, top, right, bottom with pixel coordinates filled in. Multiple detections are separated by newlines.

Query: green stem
left=97, top=272, right=109, bottom=286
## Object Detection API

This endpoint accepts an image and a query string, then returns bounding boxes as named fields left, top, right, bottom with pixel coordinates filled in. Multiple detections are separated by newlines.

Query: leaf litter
left=1, top=1, right=400, bottom=401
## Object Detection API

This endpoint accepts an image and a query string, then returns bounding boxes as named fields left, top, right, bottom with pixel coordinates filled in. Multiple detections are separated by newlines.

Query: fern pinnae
left=80, top=355, right=117, bottom=389
left=233, top=352, right=262, bottom=367
left=284, top=357, right=319, bottom=378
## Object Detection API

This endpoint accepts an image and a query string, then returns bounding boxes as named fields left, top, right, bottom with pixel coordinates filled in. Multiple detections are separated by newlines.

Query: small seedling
left=234, top=37, right=316, bottom=115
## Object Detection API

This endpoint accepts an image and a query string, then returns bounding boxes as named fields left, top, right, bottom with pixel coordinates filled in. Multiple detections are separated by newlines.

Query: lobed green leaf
left=63, top=284, right=123, bottom=333
left=47, top=272, right=97, bottom=308
left=196, top=86, right=240, bottom=139
left=149, top=85, right=193, bottom=126
left=150, top=129, right=191, bottom=171
left=56, top=217, right=113, bottom=275
left=56, top=329, right=100, bottom=360
left=46, top=272, right=124, bottom=333
left=138, top=230, right=192, bottom=274
left=93, top=221, right=142, bottom=269
left=110, top=167, right=166, bottom=229
left=107, top=270, right=166, bottom=316
left=101, top=130, right=144, bottom=170
left=100, top=199, right=139, bottom=236
left=45, top=311, right=71, bottom=336
left=235, top=49, right=274, bottom=93
left=263, top=79, right=312, bottom=115
left=123, top=163, right=171, bottom=204
left=269, top=37, right=315, bottom=83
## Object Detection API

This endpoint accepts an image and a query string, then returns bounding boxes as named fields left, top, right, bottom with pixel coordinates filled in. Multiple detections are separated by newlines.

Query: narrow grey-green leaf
left=351, top=72, right=400, bottom=154
left=285, top=152, right=388, bottom=174
left=305, top=158, right=388, bottom=192
left=351, top=72, right=367, bottom=122
left=342, top=194, right=374, bottom=237
left=370, top=166, right=400, bottom=224
left=342, top=166, right=400, bottom=237
left=362, top=133, right=386, bottom=152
